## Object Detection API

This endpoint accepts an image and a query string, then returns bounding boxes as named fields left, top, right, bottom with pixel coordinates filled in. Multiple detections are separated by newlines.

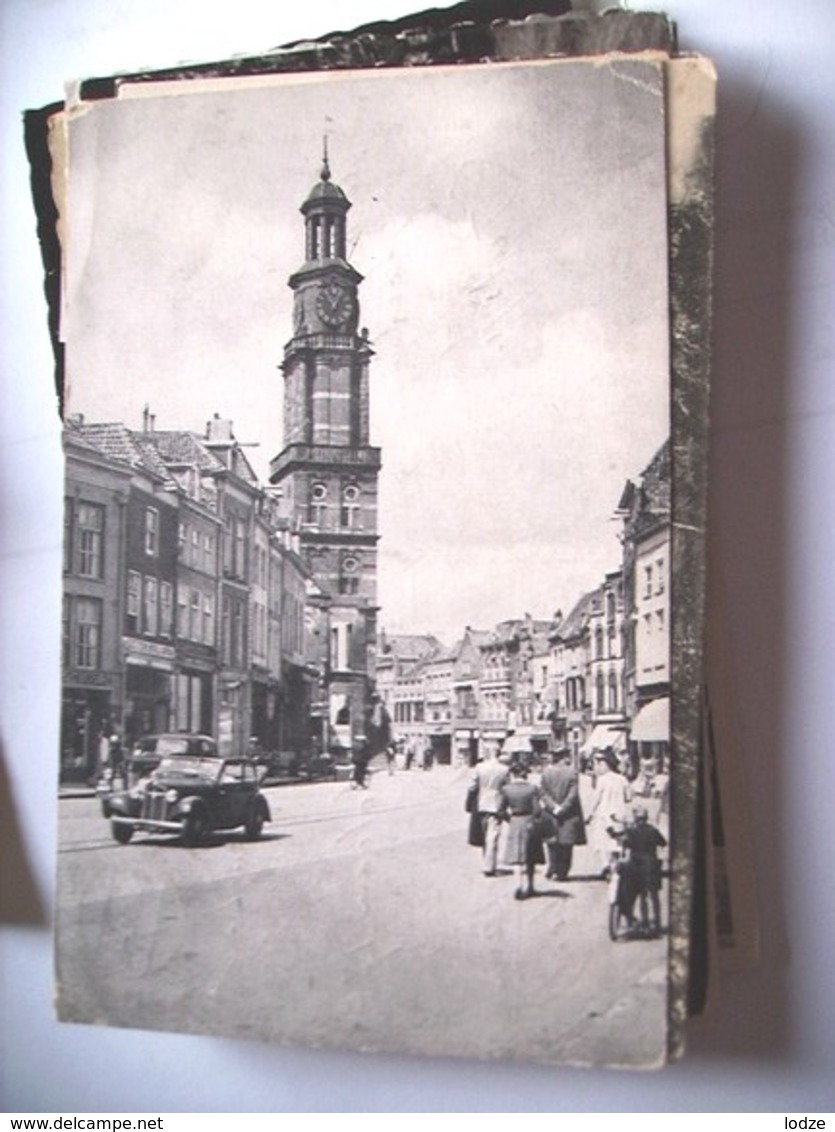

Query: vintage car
left=97, top=733, right=218, bottom=816
left=259, top=748, right=338, bottom=783
left=107, top=752, right=271, bottom=846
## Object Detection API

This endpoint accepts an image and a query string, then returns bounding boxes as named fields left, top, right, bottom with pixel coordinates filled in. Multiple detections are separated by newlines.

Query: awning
left=581, top=725, right=627, bottom=754
left=630, top=697, right=670, bottom=743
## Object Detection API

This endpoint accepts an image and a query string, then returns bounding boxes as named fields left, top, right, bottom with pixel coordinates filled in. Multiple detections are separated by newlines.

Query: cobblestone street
left=57, top=764, right=668, bottom=1068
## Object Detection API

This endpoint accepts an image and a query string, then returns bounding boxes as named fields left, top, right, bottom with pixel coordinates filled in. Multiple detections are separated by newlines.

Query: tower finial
left=321, top=134, right=331, bottom=182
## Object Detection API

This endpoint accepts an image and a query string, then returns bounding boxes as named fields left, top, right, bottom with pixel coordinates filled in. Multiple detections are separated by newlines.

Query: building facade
left=61, top=433, right=132, bottom=782
left=618, top=440, right=671, bottom=763
left=61, top=411, right=328, bottom=782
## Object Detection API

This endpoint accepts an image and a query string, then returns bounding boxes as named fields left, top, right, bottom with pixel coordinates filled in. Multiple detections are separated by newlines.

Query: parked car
left=258, top=749, right=338, bottom=783
left=107, top=752, right=271, bottom=846
left=98, top=733, right=218, bottom=816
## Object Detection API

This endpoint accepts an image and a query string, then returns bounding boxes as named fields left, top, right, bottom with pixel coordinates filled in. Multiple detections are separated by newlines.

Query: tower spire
left=321, top=134, right=331, bottom=182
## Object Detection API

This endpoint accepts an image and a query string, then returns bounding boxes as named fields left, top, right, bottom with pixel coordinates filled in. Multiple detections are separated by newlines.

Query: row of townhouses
left=375, top=441, right=671, bottom=770
left=62, top=412, right=336, bottom=783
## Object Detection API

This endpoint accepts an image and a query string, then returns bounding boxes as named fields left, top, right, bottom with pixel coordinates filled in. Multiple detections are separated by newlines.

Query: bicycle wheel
left=609, top=900, right=628, bottom=941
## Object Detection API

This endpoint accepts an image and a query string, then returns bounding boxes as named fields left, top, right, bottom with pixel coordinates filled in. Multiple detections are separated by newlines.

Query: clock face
left=316, top=282, right=354, bottom=329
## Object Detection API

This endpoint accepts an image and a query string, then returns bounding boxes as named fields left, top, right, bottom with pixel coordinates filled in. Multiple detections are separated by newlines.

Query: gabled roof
left=550, top=589, right=599, bottom=643
left=640, top=439, right=671, bottom=514
left=139, top=430, right=226, bottom=473
left=422, top=642, right=457, bottom=665
left=66, top=421, right=169, bottom=483
left=482, top=617, right=556, bottom=650
left=458, top=628, right=491, bottom=653
left=618, top=439, right=671, bottom=533
left=379, top=633, right=441, bottom=660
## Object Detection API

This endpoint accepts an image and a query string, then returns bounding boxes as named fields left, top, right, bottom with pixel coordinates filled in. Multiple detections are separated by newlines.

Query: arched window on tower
left=308, top=482, right=327, bottom=528
left=340, top=556, right=360, bottom=595
left=341, top=483, right=360, bottom=529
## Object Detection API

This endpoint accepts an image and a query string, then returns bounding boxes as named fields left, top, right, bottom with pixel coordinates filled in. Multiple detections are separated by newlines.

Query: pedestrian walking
left=351, top=743, right=370, bottom=789
left=384, top=742, right=396, bottom=775
left=499, top=757, right=545, bottom=900
left=585, top=746, right=631, bottom=877
left=469, top=741, right=510, bottom=877
left=539, top=746, right=586, bottom=881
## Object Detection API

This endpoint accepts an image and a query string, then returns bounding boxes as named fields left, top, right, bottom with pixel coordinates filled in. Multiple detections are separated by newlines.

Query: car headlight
left=165, top=789, right=179, bottom=803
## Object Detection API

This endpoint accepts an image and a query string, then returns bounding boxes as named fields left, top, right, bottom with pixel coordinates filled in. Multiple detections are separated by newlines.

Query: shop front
left=629, top=695, right=670, bottom=771
left=60, top=675, right=118, bottom=784
left=453, top=728, right=479, bottom=766
left=250, top=671, right=281, bottom=755
left=123, top=639, right=175, bottom=747
left=427, top=729, right=452, bottom=765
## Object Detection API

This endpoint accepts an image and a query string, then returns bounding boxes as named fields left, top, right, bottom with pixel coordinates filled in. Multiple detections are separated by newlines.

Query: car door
left=214, top=759, right=251, bottom=829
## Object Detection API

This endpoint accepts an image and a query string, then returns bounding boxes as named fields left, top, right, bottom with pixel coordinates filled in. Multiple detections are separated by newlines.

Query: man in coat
left=471, top=741, right=510, bottom=876
left=540, top=746, right=586, bottom=880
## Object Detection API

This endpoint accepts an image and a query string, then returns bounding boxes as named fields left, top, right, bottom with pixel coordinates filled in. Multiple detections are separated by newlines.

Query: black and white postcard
left=43, top=22, right=715, bottom=1069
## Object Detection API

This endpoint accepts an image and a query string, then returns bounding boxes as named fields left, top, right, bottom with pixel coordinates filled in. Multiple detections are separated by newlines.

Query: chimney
left=205, top=413, right=234, bottom=444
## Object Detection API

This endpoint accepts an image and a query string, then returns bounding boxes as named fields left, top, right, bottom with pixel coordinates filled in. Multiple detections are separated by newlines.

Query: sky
left=65, top=57, right=671, bottom=644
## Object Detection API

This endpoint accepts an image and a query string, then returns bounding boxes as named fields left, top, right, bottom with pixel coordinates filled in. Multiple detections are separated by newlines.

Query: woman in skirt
left=499, top=758, right=546, bottom=900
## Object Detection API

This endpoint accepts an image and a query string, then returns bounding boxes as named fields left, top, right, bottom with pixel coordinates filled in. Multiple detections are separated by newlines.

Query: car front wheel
left=182, top=809, right=208, bottom=846
left=244, top=801, right=265, bottom=841
left=111, top=821, right=133, bottom=845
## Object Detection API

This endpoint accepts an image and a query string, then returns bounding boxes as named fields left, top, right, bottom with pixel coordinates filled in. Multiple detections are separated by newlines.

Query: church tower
left=269, top=148, right=381, bottom=755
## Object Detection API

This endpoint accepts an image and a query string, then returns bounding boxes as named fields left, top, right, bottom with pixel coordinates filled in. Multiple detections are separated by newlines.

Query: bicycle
left=606, top=814, right=665, bottom=941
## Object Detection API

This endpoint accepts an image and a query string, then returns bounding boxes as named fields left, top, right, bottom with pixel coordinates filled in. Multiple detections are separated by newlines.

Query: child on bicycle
left=621, top=804, right=667, bottom=935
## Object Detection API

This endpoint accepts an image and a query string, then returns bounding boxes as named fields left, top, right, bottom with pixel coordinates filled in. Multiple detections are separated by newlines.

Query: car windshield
left=154, top=756, right=223, bottom=782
